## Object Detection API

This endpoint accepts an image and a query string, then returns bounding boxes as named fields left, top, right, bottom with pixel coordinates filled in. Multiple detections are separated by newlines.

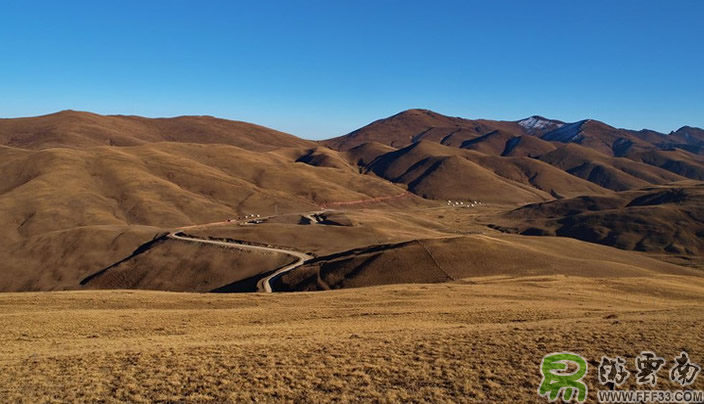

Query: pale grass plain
left=1, top=275, right=703, bottom=403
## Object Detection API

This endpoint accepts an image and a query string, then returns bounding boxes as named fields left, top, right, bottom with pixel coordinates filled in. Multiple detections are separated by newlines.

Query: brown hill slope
left=492, top=183, right=704, bottom=257
left=0, top=140, right=418, bottom=291
left=638, top=126, right=704, bottom=155
left=540, top=119, right=704, bottom=159
left=363, top=141, right=611, bottom=202
left=292, top=146, right=355, bottom=170
left=274, top=234, right=700, bottom=291
left=363, top=141, right=551, bottom=204
left=461, top=131, right=557, bottom=157
left=325, top=109, right=529, bottom=151
left=625, top=148, right=704, bottom=180
left=186, top=210, right=449, bottom=257
left=0, top=225, right=160, bottom=291
left=459, top=130, right=519, bottom=155
left=538, top=143, right=687, bottom=191
left=538, top=119, right=653, bottom=156
left=0, top=110, right=313, bottom=151
left=0, top=142, right=408, bottom=240
left=81, top=237, right=296, bottom=292
left=328, top=109, right=704, bottom=185
left=341, top=141, right=397, bottom=168
left=472, top=154, right=612, bottom=199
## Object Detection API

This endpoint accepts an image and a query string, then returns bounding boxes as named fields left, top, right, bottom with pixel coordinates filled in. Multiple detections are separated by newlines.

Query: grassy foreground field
left=2, top=275, right=703, bottom=403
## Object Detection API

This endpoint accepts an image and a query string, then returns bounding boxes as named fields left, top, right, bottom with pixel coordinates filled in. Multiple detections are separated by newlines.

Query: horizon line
left=1, top=108, right=697, bottom=139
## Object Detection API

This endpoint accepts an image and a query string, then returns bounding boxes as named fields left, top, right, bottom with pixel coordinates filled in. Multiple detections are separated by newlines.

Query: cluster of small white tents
left=446, top=200, right=481, bottom=207
left=227, top=214, right=261, bottom=222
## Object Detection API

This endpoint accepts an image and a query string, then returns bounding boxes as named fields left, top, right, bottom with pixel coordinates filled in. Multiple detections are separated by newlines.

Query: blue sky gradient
left=1, top=0, right=702, bottom=139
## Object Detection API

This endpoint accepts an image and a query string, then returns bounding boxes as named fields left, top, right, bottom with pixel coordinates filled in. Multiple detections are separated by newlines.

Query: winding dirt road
left=164, top=197, right=406, bottom=292
left=167, top=232, right=312, bottom=293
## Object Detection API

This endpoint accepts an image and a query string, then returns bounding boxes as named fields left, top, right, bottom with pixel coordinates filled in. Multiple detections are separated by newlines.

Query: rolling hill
left=274, top=234, right=700, bottom=291
left=324, top=109, right=531, bottom=151
left=359, top=141, right=610, bottom=203
left=0, top=111, right=422, bottom=291
left=492, top=183, right=704, bottom=257
left=328, top=109, right=704, bottom=183
left=0, top=110, right=314, bottom=151
left=536, top=143, right=687, bottom=191
left=1, top=109, right=703, bottom=292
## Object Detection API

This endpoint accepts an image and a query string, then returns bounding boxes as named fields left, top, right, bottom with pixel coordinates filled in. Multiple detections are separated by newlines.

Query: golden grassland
left=1, top=275, right=703, bottom=403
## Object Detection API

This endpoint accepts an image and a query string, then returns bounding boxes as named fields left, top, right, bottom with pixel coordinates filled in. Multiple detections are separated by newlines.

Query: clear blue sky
left=1, top=1, right=702, bottom=139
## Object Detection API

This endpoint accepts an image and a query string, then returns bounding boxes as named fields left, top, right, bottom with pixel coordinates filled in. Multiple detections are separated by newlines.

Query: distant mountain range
left=0, top=109, right=702, bottom=291
left=325, top=108, right=704, bottom=156
left=324, top=109, right=703, bottom=199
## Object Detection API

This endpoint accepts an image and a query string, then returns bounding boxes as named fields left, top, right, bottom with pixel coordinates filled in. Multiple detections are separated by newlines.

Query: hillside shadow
left=80, top=233, right=168, bottom=286
left=210, top=270, right=275, bottom=293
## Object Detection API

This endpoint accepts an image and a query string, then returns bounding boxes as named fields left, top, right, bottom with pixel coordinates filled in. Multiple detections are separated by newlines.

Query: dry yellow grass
left=1, top=110, right=703, bottom=403
left=1, top=275, right=703, bottom=402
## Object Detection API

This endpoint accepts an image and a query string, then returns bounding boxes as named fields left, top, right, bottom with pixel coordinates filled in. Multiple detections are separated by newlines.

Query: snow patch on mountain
left=518, top=116, right=563, bottom=131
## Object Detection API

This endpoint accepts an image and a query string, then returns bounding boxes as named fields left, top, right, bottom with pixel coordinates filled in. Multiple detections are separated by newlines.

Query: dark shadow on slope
left=459, top=130, right=499, bottom=149
left=305, top=240, right=417, bottom=265
left=626, top=188, right=689, bottom=207
left=501, top=136, right=522, bottom=156
left=406, top=159, right=445, bottom=193
left=80, top=233, right=169, bottom=285
left=209, top=269, right=276, bottom=293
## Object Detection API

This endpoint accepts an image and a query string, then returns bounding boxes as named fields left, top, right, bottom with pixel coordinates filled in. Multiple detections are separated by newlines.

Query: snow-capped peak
left=518, top=116, right=563, bottom=131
